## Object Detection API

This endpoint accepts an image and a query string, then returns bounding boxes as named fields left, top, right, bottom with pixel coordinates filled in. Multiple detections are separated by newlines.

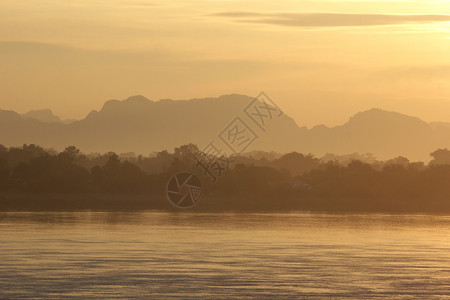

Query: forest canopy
left=1, top=143, right=450, bottom=212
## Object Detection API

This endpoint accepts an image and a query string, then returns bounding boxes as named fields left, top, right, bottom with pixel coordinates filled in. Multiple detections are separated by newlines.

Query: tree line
left=1, top=143, right=450, bottom=212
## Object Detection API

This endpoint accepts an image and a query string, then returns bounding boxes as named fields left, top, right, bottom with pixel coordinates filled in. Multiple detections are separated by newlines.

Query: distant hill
left=1, top=94, right=450, bottom=161
left=22, top=109, right=61, bottom=123
left=21, top=109, right=76, bottom=124
left=298, top=108, right=450, bottom=161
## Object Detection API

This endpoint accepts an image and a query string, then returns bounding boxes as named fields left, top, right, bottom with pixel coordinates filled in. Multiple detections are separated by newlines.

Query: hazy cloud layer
left=213, top=12, right=450, bottom=27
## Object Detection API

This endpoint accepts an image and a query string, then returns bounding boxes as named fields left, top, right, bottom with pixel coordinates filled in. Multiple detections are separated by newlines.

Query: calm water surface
left=0, top=212, right=449, bottom=299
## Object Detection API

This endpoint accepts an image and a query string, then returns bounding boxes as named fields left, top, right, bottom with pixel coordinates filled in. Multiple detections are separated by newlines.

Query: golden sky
left=0, top=0, right=449, bottom=127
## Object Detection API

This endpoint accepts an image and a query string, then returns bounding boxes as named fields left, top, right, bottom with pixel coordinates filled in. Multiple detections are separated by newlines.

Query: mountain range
left=1, top=94, right=449, bottom=161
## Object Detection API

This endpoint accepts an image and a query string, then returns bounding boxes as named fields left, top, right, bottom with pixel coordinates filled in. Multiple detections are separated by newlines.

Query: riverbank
left=1, top=192, right=449, bottom=214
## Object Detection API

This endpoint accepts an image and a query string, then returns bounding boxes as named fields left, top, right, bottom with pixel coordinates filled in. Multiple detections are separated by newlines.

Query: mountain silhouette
left=1, top=95, right=449, bottom=161
left=299, top=108, right=450, bottom=160
left=22, top=109, right=61, bottom=123
left=22, top=109, right=76, bottom=124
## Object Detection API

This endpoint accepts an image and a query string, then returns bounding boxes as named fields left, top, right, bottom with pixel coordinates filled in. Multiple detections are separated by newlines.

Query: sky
left=0, top=0, right=449, bottom=127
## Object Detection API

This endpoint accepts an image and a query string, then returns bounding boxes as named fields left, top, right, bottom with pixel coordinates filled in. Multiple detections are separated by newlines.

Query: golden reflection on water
left=0, top=212, right=449, bottom=298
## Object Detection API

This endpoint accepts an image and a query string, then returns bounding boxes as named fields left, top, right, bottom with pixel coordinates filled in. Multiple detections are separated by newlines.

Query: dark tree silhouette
left=430, top=148, right=450, bottom=165
left=0, top=143, right=449, bottom=212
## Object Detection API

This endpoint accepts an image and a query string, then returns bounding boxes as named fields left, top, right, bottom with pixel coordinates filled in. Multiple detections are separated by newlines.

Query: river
left=0, top=212, right=449, bottom=298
